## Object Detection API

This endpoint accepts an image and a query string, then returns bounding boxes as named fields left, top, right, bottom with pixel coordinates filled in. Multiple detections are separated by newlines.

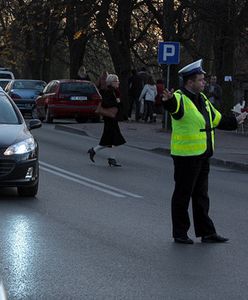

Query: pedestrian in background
left=87, top=74, right=126, bottom=167
left=153, top=79, right=165, bottom=122
left=162, top=59, right=248, bottom=244
left=205, top=75, right=222, bottom=111
left=139, top=75, right=157, bottom=123
left=77, top=65, right=91, bottom=81
left=128, top=69, right=143, bottom=121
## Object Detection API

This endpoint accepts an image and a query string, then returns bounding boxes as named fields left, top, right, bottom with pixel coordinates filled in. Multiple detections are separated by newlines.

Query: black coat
left=99, top=89, right=126, bottom=147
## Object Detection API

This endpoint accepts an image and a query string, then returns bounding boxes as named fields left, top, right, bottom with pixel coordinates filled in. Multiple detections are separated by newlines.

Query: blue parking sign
left=158, top=42, right=180, bottom=64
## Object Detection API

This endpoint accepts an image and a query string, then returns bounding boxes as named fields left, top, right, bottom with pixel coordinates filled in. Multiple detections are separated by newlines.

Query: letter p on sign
left=158, top=42, right=180, bottom=65
left=163, top=45, right=175, bottom=61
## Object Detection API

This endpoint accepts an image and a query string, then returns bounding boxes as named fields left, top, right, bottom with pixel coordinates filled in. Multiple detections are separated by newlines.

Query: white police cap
left=178, top=59, right=206, bottom=77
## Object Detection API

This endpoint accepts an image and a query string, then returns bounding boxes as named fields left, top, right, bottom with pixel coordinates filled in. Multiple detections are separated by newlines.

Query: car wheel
left=17, top=181, right=39, bottom=197
left=75, top=117, right=88, bottom=123
left=45, top=107, right=53, bottom=123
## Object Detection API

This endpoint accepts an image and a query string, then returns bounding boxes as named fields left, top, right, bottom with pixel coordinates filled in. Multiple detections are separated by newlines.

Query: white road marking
left=40, top=161, right=143, bottom=199
left=40, top=166, right=125, bottom=198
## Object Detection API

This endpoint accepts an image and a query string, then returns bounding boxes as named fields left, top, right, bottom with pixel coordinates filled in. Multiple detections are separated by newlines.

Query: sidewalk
left=55, top=117, right=248, bottom=172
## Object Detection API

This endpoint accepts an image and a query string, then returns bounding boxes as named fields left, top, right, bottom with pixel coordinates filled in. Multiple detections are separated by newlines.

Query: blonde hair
left=106, top=74, right=119, bottom=86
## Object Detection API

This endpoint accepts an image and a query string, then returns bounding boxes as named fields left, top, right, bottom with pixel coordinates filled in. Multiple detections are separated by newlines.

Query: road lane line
left=40, top=161, right=143, bottom=198
left=40, top=166, right=125, bottom=198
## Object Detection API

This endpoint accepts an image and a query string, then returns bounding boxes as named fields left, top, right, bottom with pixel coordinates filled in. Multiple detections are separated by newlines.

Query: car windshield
left=0, top=94, right=20, bottom=124
left=60, top=82, right=97, bottom=94
left=13, top=81, right=46, bottom=91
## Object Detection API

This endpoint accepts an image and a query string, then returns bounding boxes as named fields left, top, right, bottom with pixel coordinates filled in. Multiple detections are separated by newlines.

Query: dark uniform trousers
left=172, top=156, right=216, bottom=238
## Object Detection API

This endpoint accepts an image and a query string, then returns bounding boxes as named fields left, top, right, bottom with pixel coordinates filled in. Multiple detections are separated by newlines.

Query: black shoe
left=174, top=237, right=194, bottom=244
left=87, top=148, right=96, bottom=162
left=108, top=158, right=121, bottom=167
left=201, top=233, right=229, bottom=243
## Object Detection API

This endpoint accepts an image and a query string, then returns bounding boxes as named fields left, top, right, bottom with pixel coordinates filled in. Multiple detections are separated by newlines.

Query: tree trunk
left=69, top=38, right=88, bottom=79
left=213, top=0, right=236, bottom=113
left=96, top=0, right=132, bottom=119
left=65, top=2, right=93, bottom=79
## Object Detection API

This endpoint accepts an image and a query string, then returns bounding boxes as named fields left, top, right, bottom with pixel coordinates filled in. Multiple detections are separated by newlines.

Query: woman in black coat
left=87, top=74, right=126, bottom=167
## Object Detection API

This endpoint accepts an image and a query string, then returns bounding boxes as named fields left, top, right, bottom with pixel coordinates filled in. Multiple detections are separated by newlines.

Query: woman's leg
left=107, top=147, right=121, bottom=167
left=93, top=145, right=106, bottom=152
left=88, top=145, right=106, bottom=162
left=148, top=101, right=154, bottom=121
left=143, top=101, right=148, bottom=121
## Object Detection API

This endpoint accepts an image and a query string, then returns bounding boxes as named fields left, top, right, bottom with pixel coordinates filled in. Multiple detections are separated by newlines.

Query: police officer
left=162, top=59, right=248, bottom=244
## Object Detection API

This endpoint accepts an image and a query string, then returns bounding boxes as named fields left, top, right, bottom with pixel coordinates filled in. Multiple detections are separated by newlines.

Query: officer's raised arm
left=162, top=88, right=174, bottom=101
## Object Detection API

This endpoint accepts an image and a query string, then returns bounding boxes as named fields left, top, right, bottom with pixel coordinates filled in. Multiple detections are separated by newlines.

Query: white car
left=0, top=68, right=15, bottom=80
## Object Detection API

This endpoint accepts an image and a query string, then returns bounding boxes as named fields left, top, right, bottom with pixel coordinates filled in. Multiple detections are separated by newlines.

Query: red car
left=35, top=79, right=102, bottom=123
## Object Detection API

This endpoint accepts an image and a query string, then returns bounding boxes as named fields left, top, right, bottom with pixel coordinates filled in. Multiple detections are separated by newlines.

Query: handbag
left=95, top=102, right=118, bottom=118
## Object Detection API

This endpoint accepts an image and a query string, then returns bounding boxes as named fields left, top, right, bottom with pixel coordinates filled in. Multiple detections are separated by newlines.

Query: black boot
left=87, top=148, right=96, bottom=162
left=201, top=234, right=229, bottom=243
left=108, top=158, right=121, bottom=167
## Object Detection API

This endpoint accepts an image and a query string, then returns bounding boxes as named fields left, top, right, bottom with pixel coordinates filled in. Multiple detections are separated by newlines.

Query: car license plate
left=70, top=96, right=87, bottom=100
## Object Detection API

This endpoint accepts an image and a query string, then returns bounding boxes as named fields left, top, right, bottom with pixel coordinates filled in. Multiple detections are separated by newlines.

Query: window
left=0, top=70, right=14, bottom=79
left=13, top=80, right=46, bottom=91
left=43, top=81, right=57, bottom=94
left=0, top=80, right=10, bottom=89
left=60, top=82, right=96, bottom=94
left=50, top=82, right=58, bottom=93
left=0, top=94, right=20, bottom=124
left=0, top=73, right=12, bottom=79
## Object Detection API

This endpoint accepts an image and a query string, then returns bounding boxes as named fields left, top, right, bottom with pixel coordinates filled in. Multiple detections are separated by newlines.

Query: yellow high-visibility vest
left=170, top=90, right=222, bottom=156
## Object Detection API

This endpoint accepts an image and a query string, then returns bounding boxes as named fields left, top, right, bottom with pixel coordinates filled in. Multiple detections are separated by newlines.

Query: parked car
left=0, top=68, right=15, bottom=80
left=35, top=79, right=102, bottom=123
left=0, top=90, right=41, bottom=197
left=5, top=79, right=47, bottom=118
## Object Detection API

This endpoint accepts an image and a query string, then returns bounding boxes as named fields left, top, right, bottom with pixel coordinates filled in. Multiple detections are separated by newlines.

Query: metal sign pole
left=162, top=65, right=170, bottom=129
left=166, top=64, right=170, bottom=89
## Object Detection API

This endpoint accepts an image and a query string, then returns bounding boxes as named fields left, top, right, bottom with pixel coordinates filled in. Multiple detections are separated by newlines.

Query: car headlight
left=4, top=137, right=36, bottom=155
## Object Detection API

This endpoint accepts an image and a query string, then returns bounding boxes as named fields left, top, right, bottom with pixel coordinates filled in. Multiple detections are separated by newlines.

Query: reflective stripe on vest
left=170, top=91, right=222, bottom=156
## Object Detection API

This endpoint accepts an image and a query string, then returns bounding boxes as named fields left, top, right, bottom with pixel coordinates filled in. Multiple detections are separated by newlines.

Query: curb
left=151, top=148, right=248, bottom=172
left=55, top=124, right=89, bottom=137
left=210, top=157, right=248, bottom=172
left=55, top=125, right=248, bottom=173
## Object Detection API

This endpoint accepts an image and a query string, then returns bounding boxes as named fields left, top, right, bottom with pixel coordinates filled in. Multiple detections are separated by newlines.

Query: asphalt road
left=0, top=122, right=247, bottom=299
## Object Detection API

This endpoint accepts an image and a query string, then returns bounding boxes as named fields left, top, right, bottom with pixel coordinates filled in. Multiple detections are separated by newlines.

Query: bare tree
left=0, top=0, right=64, bottom=80
left=190, top=0, right=248, bottom=111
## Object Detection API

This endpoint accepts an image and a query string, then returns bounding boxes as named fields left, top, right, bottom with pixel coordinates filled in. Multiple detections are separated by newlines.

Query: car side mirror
left=28, top=119, right=42, bottom=130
